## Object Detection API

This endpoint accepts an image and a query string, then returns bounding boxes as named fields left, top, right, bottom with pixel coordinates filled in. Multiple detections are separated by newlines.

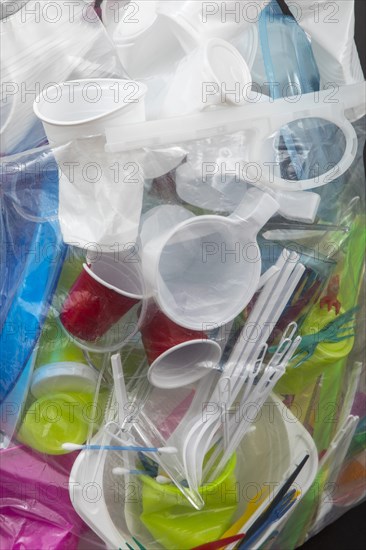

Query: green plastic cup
left=17, top=391, right=106, bottom=455
left=140, top=453, right=238, bottom=549
left=31, top=316, right=100, bottom=398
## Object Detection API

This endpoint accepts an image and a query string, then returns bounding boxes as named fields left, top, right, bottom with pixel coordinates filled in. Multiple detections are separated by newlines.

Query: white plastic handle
left=250, top=112, right=358, bottom=191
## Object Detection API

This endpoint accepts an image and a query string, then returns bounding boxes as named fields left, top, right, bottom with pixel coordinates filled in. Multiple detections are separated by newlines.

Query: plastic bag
left=0, top=0, right=125, bottom=155
left=286, top=0, right=364, bottom=86
left=0, top=444, right=105, bottom=550
left=1, top=1, right=365, bottom=549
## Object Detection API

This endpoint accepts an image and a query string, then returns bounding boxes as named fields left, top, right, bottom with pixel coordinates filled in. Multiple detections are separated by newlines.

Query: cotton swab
left=113, top=467, right=150, bottom=476
left=112, top=466, right=172, bottom=484
left=61, top=442, right=177, bottom=454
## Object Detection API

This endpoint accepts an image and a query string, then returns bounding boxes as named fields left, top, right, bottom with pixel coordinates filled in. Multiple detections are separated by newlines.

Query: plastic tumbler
left=60, top=254, right=144, bottom=342
left=33, top=78, right=147, bottom=146
left=140, top=188, right=279, bottom=330
left=140, top=304, right=222, bottom=389
left=31, top=335, right=99, bottom=399
left=160, top=38, right=252, bottom=117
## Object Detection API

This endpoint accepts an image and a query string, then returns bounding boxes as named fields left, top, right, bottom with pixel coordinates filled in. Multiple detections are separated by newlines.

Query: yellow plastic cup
left=140, top=453, right=238, bottom=549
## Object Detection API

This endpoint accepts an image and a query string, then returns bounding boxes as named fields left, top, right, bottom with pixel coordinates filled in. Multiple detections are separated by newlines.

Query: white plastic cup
left=33, top=79, right=147, bottom=249
left=160, top=38, right=252, bottom=117
left=140, top=188, right=279, bottom=330
left=141, top=303, right=222, bottom=389
left=33, top=78, right=147, bottom=145
left=113, top=0, right=184, bottom=79
left=156, top=0, right=268, bottom=53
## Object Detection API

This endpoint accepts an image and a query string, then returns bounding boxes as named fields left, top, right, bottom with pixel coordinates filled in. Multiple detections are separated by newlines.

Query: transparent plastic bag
left=0, top=0, right=125, bottom=155
left=1, top=1, right=365, bottom=550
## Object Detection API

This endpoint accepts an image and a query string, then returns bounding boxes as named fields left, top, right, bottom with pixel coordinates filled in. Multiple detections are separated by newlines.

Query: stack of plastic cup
left=17, top=320, right=105, bottom=455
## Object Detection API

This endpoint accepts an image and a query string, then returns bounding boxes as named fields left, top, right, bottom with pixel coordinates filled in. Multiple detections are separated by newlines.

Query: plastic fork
left=204, top=328, right=302, bottom=482
left=185, top=258, right=304, bottom=487
left=291, top=306, right=358, bottom=368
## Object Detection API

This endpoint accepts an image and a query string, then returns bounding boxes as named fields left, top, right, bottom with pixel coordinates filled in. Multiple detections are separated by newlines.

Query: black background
left=276, top=2, right=366, bottom=548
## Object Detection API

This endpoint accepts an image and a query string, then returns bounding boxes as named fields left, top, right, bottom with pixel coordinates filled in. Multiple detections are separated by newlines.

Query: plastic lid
left=31, top=362, right=99, bottom=398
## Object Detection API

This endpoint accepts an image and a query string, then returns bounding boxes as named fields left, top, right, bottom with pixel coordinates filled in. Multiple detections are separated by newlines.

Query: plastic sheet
left=1, top=1, right=365, bottom=549
left=0, top=0, right=125, bottom=155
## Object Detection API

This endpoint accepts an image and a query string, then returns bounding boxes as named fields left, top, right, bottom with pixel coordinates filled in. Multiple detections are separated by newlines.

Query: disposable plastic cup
left=161, top=38, right=252, bottom=117
left=113, top=0, right=184, bottom=79
left=33, top=78, right=147, bottom=145
left=156, top=0, right=266, bottom=53
left=17, top=392, right=95, bottom=455
left=140, top=304, right=222, bottom=389
left=33, top=79, right=147, bottom=250
left=60, top=255, right=144, bottom=342
left=31, top=338, right=99, bottom=398
left=140, top=188, right=279, bottom=331
left=140, top=452, right=237, bottom=549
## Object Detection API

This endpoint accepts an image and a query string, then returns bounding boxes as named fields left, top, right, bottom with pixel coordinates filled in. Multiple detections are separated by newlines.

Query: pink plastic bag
left=0, top=445, right=102, bottom=550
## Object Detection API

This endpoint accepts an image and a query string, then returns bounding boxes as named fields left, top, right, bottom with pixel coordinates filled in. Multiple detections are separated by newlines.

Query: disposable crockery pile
left=0, top=1, right=365, bottom=549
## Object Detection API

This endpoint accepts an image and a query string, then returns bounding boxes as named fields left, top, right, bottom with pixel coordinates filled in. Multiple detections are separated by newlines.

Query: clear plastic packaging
left=0, top=0, right=125, bottom=155
left=1, top=1, right=365, bottom=550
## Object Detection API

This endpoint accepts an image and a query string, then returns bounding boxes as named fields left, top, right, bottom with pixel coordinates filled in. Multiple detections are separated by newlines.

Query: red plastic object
left=60, top=267, right=139, bottom=341
left=140, top=306, right=207, bottom=364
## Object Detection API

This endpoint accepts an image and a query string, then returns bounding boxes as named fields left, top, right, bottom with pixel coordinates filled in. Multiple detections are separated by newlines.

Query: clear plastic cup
left=140, top=188, right=279, bottom=330
left=160, top=38, right=252, bottom=117
left=113, top=0, right=184, bottom=79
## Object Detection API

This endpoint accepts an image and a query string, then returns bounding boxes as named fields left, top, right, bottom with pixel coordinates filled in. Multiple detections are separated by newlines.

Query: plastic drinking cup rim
left=33, top=78, right=148, bottom=128
left=31, top=361, right=99, bottom=399
left=114, top=0, right=158, bottom=41
left=83, top=262, right=144, bottom=300
left=140, top=450, right=237, bottom=494
left=151, top=215, right=261, bottom=330
left=147, top=339, right=222, bottom=389
left=204, top=38, right=252, bottom=90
